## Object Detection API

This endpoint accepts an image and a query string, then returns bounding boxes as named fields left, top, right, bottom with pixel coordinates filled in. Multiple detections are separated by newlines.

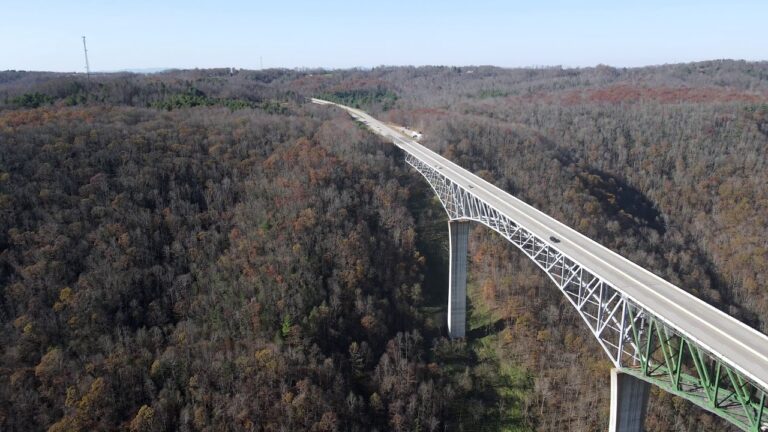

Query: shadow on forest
left=467, top=318, right=506, bottom=340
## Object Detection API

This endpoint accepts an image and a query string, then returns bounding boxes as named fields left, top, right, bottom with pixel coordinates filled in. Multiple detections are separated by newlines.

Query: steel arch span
left=405, top=152, right=766, bottom=432
left=312, top=98, right=768, bottom=432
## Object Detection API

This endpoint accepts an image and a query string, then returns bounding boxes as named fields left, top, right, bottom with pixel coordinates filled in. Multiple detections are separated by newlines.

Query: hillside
left=1, top=62, right=767, bottom=431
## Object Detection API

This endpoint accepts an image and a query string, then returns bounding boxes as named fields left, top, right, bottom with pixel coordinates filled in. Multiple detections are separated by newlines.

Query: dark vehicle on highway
left=549, top=235, right=560, bottom=243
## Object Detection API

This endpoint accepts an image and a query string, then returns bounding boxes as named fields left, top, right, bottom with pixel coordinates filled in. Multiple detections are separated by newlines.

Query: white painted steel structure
left=313, top=98, right=768, bottom=431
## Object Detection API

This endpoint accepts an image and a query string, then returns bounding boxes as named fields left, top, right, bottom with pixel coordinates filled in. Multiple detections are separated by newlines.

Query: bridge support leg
left=448, top=220, right=469, bottom=339
left=609, top=369, right=650, bottom=432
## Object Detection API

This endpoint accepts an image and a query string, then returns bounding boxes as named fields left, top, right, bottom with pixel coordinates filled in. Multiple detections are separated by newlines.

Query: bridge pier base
left=609, top=369, right=650, bottom=432
left=448, top=220, right=469, bottom=339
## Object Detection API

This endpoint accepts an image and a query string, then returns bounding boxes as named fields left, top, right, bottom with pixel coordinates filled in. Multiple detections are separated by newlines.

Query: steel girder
left=404, top=152, right=768, bottom=432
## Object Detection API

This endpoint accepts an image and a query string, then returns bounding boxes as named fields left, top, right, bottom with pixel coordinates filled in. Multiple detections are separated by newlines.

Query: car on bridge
left=549, top=236, right=560, bottom=243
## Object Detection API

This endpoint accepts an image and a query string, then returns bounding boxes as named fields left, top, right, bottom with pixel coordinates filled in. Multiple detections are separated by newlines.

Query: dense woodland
left=1, top=61, right=767, bottom=431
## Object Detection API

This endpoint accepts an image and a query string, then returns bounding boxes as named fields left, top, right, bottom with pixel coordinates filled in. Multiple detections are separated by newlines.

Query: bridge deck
left=312, top=98, right=768, bottom=392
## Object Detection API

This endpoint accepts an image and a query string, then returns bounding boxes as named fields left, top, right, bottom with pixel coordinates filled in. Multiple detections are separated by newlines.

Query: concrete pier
left=448, top=221, right=469, bottom=338
left=609, top=369, right=650, bottom=432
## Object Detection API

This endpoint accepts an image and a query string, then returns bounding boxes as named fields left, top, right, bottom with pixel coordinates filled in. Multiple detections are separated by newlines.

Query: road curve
left=312, top=98, right=768, bottom=392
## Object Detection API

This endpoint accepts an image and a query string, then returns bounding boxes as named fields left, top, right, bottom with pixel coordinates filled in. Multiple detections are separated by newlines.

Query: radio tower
left=81, top=36, right=91, bottom=78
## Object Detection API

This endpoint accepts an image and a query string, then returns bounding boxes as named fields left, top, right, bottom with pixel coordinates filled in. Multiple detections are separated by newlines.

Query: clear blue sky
left=2, top=0, right=766, bottom=72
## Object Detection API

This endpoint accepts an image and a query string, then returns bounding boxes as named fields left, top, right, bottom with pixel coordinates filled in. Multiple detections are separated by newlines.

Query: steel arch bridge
left=313, top=98, right=768, bottom=432
left=406, top=152, right=766, bottom=431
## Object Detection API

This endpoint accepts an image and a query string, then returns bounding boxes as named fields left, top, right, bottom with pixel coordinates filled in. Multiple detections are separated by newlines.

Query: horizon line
left=4, top=58, right=768, bottom=75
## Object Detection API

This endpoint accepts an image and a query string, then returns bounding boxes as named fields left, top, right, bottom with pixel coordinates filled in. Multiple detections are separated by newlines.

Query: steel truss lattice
left=404, top=152, right=767, bottom=432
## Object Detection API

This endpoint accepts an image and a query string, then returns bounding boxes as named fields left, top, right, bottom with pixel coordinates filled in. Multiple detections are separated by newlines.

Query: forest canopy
left=1, top=61, right=767, bottom=431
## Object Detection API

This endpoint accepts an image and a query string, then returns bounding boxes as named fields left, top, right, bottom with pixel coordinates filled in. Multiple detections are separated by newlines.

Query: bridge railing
left=404, top=151, right=767, bottom=432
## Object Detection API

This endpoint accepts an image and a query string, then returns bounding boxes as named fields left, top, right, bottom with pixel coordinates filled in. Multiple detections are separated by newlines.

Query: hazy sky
left=2, top=0, right=766, bottom=72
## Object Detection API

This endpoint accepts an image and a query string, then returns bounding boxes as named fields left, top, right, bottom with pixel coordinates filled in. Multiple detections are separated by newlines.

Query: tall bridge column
left=609, top=369, right=650, bottom=432
left=448, top=220, right=469, bottom=338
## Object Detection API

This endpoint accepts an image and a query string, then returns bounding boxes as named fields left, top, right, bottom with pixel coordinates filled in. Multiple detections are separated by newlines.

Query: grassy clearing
left=462, top=280, right=533, bottom=432
left=406, top=167, right=533, bottom=431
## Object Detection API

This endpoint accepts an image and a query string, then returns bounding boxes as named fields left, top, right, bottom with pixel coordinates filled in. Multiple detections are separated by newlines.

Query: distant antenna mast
left=81, top=36, right=91, bottom=77
left=260, top=56, right=263, bottom=69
